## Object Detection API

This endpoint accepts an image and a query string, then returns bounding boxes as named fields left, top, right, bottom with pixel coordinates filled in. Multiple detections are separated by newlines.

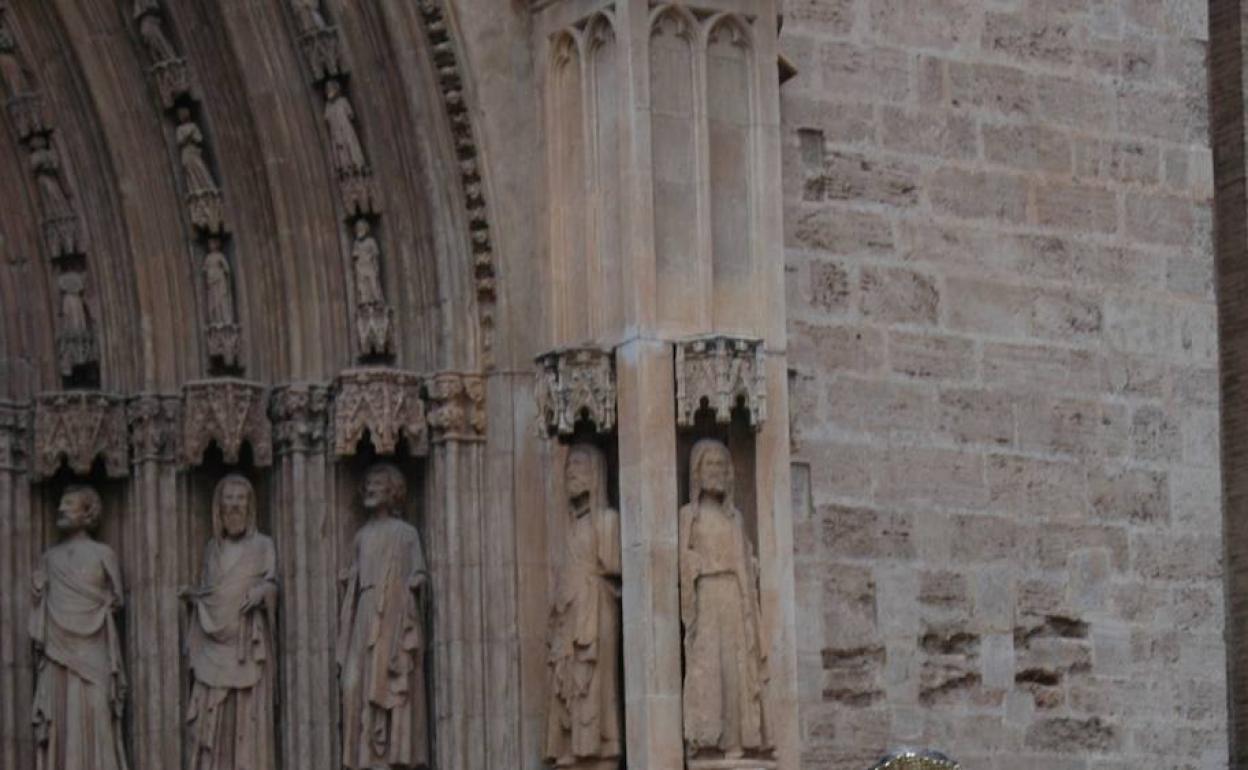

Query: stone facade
left=781, top=1, right=1224, bottom=768
left=0, top=1, right=1232, bottom=769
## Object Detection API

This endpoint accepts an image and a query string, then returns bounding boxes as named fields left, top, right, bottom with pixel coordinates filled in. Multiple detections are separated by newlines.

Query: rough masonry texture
left=780, top=1, right=1224, bottom=767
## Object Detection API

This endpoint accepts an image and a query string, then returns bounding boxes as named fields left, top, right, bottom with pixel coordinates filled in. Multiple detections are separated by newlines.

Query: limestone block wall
left=777, top=1, right=1225, bottom=767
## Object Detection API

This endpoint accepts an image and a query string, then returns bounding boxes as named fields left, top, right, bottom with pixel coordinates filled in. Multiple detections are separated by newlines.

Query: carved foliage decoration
left=426, top=372, right=486, bottom=443
left=33, top=392, right=129, bottom=479
left=270, top=383, right=329, bottom=454
left=0, top=400, right=29, bottom=472
left=675, top=335, right=766, bottom=429
left=871, top=751, right=960, bottom=770
left=127, top=393, right=180, bottom=464
left=534, top=347, right=616, bottom=438
left=332, top=368, right=428, bottom=457
left=182, top=379, right=273, bottom=467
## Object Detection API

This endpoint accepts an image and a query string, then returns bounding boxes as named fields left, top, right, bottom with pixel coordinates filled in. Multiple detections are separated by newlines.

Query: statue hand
left=240, top=586, right=266, bottom=613
left=409, top=573, right=429, bottom=593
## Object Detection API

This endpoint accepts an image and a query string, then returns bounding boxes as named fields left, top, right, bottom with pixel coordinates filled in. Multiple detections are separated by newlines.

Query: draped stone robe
left=544, top=503, right=622, bottom=766
left=185, top=532, right=278, bottom=770
left=679, top=498, right=769, bottom=758
left=337, top=516, right=429, bottom=769
left=29, top=538, right=130, bottom=770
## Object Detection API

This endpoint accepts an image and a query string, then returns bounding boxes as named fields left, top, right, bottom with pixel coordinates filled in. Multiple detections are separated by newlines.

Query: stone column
left=125, top=394, right=182, bottom=770
left=269, top=383, right=335, bottom=770
left=531, top=0, right=798, bottom=766
left=0, top=401, right=33, bottom=770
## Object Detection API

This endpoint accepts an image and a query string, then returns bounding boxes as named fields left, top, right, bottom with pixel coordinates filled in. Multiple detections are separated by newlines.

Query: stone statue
left=202, top=238, right=235, bottom=325
left=181, top=474, right=278, bottom=770
left=29, top=485, right=130, bottom=770
left=291, top=0, right=329, bottom=34
left=351, top=219, right=384, bottom=306
left=58, top=271, right=90, bottom=336
left=30, top=136, right=74, bottom=219
left=337, top=463, right=429, bottom=769
left=679, top=439, right=770, bottom=761
left=133, top=0, right=178, bottom=64
left=177, top=108, right=218, bottom=193
left=543, top=444, right=622, bottom=770
left=323, top=79, right=366, bottom=176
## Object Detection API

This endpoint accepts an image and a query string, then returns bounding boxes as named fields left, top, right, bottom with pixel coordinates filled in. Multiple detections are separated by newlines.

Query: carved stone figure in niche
left=337, top=463, right=429, bottom=769
left=291, top=0, right=329, bottom=34
left=133, top=0, right=178, bottom=64
left=679, top=439, right=770, bottom=761
left=177, top=107, right=218, bottom=193
left=324, top=78, right=367, bottom=176
left=543, top=444, right=622, bottom=770
left=352, top=218, right=384, bottom=306
left=30, top=485, right=130, bottom=770
left=30, top=135, right=74, bottom=219
left=0, top=20, right=30, bottom=96
left=203, top=237, right=235, bottom=326
left=58, top=271, right=91, bottom=337
left=181, top=474, right=278, bottom=770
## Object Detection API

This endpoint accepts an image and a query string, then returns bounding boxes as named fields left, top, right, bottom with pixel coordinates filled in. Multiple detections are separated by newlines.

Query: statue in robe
left=543, top=444, right=622, bottom=770
left=202, top=239, right=235, bottom=326
left=291, top=0, right=329, bottom=34
left=57, top=271, right=90, bottom=336
left=181, top=474, right=278, bottom=770
left=351, top=219, right=384, bottom=306
left=177, top=108, right=218, bottom=194
left=323, top=79, right=367, bottom=177
left=337, top=463, right=429, bottom=769
left=30, top=136, right=74, bottom=219
left=679, top=439, right=770, bottom=761
left=30, top=485, right=130, bottom=770
left=133, top=0, right=178, bottom=64
left=0, top=21, right=30, bottom=96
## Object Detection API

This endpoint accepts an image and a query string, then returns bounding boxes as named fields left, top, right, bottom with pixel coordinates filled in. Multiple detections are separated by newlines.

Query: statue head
left=211, top=473, right=256, bottom=540
left=206, top=236, right=222, bottom=253
left=689, top=438, right=733, bottom=505
left=57, top=484, right=103, bottom=534
left=362, top=462, right=405, bottom=517
left=353, top=218, right=370, bottom=239
left=176, top=105, right=192, bottom=124
left=565, top=443, right=607, bottom=514
left=325, top=78, right=341, bottom=100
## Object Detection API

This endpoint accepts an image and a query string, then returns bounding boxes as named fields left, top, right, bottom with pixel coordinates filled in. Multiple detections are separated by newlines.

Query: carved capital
left=533, top=346, right=615, bottom=438
left=127, top=393, right=180, bottom=464
left=187, top=189, right=225, bottom=234
left=332, top=367, right=428, bottom=457
left=425, top=371, right=486, bottom=443
left=0, top=400, right=30, bottom=472
left=355, top=301, right=394, bottom=360
left=206, top=322, right=242, bottom=370
left=150, top=57, right=193, bottom=109
left=33, top=391, right=129, bottom=480
left=182, top=379, right=273, bottom=467
left=56, top=329, right=98, bottom=378
left=270, top=383, right=330, bottom=455
left=299, top=27, right=344, bottom=81
left=340, top=171, right=380, bottom=218
left=675, top=335, right=766, bottom=429
left=5, top=91, right=45, bottom=140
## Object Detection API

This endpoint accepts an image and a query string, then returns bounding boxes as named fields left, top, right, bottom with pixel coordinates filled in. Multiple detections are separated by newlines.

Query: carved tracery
left=33, top=391, right=129, bottom=480
left=675, top=335, right=766, bottom=429
left=534, top=347, right=617, bottom=438
left=332, top=368, right=429, bottom=457
left=182, top=379, right=273, bottom=467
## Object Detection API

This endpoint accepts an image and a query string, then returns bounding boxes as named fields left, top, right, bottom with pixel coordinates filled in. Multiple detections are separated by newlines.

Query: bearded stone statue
left=337, top=463, right=429, bottom=769
left=181, top=474, right=278, bottom=770
left=543, top=443, right=622, bottom=770
left=30, top=485, right=130, bottom=770
left=679, top=439, right=771, bottom=763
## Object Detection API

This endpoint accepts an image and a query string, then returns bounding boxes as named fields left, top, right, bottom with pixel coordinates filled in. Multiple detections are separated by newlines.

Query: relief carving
left=126, top=393, right=180, bottom=464
left=30, top=485, right=131, bottom=770
left=7, top=91, right=46, bottom=140
left=425, top=372, right=486, bottom=443
left=871, top=751, right=960, bottom=770
left=181, top=474, right=278, bottom=770
left=534, top=347, right=616, bottom=438
left=543, top=443, right=622, bottom=770
left=270, top=383, right=329, bottom=454
left=675, top=336, right=766, bottom=429
left=324, top=79, right=367, bottom=177
left=332, top=368, right=428, bottom=457
left=351, top=219, right=394, bottom=359
left=151, top=57, right=193, bottom=110
left=0, top=15, right=28, bottom=95
left=30, top=136, right=82, bottom=258
left=56, top=271, right=99, bottom=379
left=133, top=0, right=178, bottom=64
left=0, top=400, right=30, bottom=472
left=337, top=464, right=429, bottom=770
left=680, top=439, right=771, bottom=765
left=202, top=237, right=242, bottom=371
left=33, top=392, right=128, bottom=480
left=291, top=0, right=330, bottom=34
left=182, top=379, right=273, bottom=467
